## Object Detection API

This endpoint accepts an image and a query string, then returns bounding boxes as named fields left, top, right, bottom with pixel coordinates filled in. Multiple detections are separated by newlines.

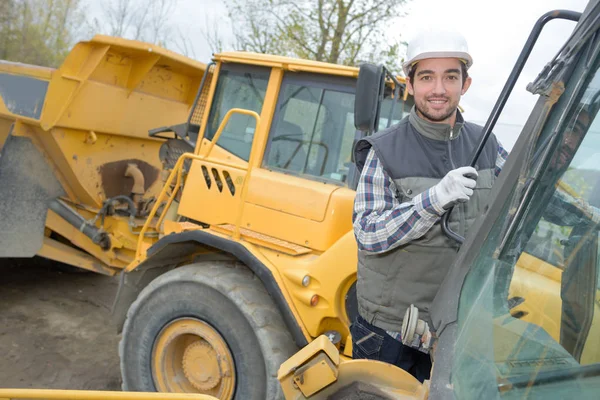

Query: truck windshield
left=263, top=71, right=413, bottom=185
left=452, top=46, right=600, bottom=399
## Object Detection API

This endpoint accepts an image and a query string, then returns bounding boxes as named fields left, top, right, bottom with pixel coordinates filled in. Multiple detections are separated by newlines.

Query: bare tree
left=173, top=27, right=197, bottom=58
left=96, top=0, right=178, bottom=47
left=104, top=0, right=133, bottom=37
left=147, top=0, right=176, bottom=45
left=199, top=13, right=225, bottom=54
left=0, top=0, right=84, bottom=67
left=225, top=0, right=409, bottom=70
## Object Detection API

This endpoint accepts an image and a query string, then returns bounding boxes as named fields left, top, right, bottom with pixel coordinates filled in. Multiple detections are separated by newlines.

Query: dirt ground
left=0, top=258, right=122, bottom=390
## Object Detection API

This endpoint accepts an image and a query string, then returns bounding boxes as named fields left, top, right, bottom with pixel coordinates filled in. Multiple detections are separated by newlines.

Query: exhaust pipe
left=48, top=199, right=111, bottom=250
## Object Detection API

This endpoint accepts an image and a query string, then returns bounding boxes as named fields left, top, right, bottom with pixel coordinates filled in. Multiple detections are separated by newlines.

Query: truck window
left=204, top=64, right=270, bottom=161
left=263, top=73, right=356, bottom=184
left=378, top=87, right=414, bottom=130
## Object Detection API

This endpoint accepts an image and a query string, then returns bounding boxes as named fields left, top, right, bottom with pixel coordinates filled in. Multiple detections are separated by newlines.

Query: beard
left=415, top=98, right=458, bottom=123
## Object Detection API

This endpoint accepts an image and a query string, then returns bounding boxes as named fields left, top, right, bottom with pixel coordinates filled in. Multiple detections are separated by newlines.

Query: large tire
left=119, top=261, right=298, bottom=399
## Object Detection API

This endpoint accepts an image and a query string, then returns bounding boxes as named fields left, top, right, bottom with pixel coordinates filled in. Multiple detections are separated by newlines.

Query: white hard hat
left=402, top=29, right=473, bottom=76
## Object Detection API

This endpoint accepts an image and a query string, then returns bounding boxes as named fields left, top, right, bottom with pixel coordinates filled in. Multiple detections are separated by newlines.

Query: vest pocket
left=351, top=320, right=384, bottom=358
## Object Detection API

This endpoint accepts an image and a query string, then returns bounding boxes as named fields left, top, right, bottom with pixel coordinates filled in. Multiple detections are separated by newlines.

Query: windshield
left=452, top=41, right=600, bottom=398
left=263, top=72, right=413, bottom=186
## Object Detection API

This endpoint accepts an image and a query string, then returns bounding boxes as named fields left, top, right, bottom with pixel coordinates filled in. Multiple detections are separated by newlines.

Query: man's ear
left=461, top=76, right=472, bottom=95
left=407, top=77, right=415, bottom=96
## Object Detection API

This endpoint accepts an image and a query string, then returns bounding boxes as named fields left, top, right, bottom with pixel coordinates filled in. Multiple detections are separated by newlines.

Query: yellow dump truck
left=3, top=1, right=600, bottom=398
left=0, top=34, right=414, bottom=399
left=0, top=36, right=207, bottom=273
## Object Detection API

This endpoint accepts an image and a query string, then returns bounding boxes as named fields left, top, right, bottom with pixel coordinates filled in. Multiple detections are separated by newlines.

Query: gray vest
left=353, top=109, right=498, bottom=331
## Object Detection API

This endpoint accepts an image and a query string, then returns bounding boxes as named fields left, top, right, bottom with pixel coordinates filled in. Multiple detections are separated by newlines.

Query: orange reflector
left=310, top=295, right=319, bottom=307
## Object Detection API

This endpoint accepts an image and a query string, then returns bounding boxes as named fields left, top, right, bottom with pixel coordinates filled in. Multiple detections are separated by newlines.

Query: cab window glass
left=264, top=73, right=414, bottom=185
left=378, top=86, right=414, bottom=130
left=204, top=64, right=270, bottom=161
left=263, top=73, right=356, bottom=183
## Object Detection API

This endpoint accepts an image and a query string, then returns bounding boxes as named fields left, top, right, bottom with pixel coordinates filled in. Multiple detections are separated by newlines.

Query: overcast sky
left=89, top=0, right=591, bottom=150
left=397, top=0, right=590, bottom=150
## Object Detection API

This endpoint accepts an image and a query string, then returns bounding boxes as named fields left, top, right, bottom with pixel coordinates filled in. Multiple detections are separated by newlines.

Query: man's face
left=407, top=58, right=472, bottom=124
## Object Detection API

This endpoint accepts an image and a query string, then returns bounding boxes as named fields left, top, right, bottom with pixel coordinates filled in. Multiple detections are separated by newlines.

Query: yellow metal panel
left=125, top=54, right=161, bottom=94
left=38, top=237, right=118, bottom=275
left=509, top=255, right=563, bottom=341
left=40, top=43, right=110, bottom=130
left=49, top=127, right=163, bottom=204
left=86, top=49, right=198, bottom=104
left=236, top=240, right=312, bottom=341
left=261, top=231, right=358, bottom=338
left=0, top=118, right=13, bottom=149
left=0, top=60, right=54, bottom=80
left=323, top=359, right=426, bottom=399
left=51, top=82, right=192, bottom=138
left=215, top=52, right=359, bottom=77
left=40, top=37, right=205, bottom=134
left=279, top=332, right=340, bottom=380
left=246, top=169, right=337, bottom=222
left=178, top=158, right=247, bottom=225
left=279, top=340, right=426, bottom=400
left=14, top=121, right=164, bottom=207
left=212, top=224, right=311, bottom=255
left=45, top=210, right=127, bottom=269
left=292, top=353, right=339, bottom=397
left=243, top=203, right=326, bottom=250
left=515, top=252, right=562, bottom=282
left=242, top=185, right=354, bottom=252
left=90, top=35, right=206, bottom=73
left=133, top=63, right=196, bottom=102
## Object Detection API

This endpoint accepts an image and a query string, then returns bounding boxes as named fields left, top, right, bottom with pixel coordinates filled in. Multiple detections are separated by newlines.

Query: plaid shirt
left=353, top=142, right=509, bottom=255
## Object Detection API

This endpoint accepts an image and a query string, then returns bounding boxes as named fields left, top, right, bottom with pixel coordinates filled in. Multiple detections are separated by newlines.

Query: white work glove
left=433, top=166, right=478, bottom=210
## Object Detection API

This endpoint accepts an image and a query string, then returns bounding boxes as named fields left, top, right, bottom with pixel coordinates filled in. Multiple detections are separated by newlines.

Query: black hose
left=49, top=199, right=111, bottom=250
left=101, top=195, right=137, bottom=217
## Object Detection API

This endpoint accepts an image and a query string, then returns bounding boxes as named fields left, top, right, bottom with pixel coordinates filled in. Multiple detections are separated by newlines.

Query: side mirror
left=354, top=63, right=385, bottom=134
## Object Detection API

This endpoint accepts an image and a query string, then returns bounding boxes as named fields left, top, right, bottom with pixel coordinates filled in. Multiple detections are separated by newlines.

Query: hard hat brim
left=402, top=51, right=473, bottom=77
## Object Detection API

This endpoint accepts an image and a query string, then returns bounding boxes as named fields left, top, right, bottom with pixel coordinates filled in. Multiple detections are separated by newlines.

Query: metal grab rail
left=441, top=9, right=581, bottom=244
left=130, top=108, right=261, bottom=268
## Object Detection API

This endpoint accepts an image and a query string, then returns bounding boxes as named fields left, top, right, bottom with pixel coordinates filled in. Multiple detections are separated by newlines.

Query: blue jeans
left=350, top=315, right=432, bottom=383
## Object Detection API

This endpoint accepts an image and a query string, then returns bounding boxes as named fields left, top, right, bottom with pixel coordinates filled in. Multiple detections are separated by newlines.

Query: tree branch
left=266, top=8, right=318, bottom=57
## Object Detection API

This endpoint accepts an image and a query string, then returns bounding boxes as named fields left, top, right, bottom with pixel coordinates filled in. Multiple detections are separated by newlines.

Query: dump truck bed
left=0, top=35, right=208, bottom=268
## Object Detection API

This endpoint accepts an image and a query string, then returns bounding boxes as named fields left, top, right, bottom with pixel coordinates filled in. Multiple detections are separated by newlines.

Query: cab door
left=242, top=72, right=358, bottom=251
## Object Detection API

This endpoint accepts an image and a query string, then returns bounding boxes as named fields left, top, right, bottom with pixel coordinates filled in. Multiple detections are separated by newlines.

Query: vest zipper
left=448, top=129, right=456, bottom=168
left=448, top=128, right=465, bottom=243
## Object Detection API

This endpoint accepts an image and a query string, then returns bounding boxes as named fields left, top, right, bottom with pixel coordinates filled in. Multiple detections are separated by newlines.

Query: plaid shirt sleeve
left=495, top=141, right=509, bottom=177
left=352, top=148, right=446, bottom=254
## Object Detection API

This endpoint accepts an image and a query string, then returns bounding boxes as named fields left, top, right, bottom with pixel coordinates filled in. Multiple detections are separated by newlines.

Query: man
left=350, top=29, right=508, bottom=382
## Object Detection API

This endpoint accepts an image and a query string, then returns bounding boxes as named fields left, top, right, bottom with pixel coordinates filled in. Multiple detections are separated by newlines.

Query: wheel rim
left=151, top=317, right=236, bottom=398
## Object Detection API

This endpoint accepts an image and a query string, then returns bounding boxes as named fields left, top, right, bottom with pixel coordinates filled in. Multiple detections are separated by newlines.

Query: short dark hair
left=408, top=60, right=469, bottom=87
